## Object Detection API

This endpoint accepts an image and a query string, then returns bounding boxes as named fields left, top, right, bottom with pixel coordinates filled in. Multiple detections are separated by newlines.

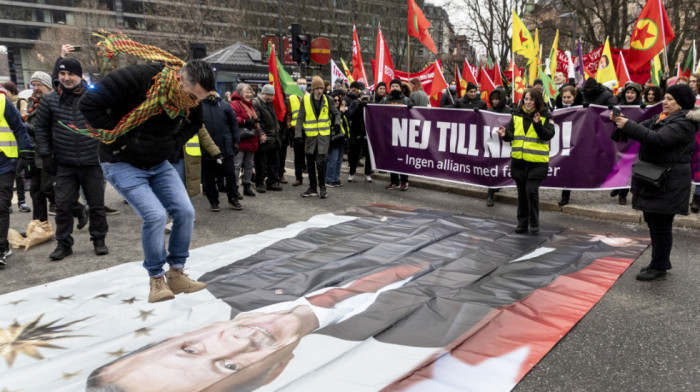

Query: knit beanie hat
left=665, top=84, right=696, bottom=110
left=376, top=81, right=387, bottom=91
left=583, top=77, right=598, bottom=91
left=389, top=79, right=402, bottom=88
left=310, top=76, right=324, bottom=90
left=466, top=82, right=477, bottom=91
left=57, top=57, right=83, bottom=76
left=261, top=84, right=275, bottom=95
left=30, top=71, right=52, bottom=89
left=350, top=81, right=364, bottom=90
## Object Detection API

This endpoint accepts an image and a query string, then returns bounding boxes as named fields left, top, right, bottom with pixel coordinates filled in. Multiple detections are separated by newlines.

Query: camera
left=611, top=106, right=621, bottom=117
left=72, top=45, right=82, bottom=52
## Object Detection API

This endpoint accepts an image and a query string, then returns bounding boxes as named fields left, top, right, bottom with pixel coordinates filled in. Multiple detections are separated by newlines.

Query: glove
left=406, top=101, right=414, bottom=109
left=332, top=124, right=341, bottom=135
left=42, top=156, right=56, bottom=175
left=214, top=154, right=223, bottom=165
left=640, top=103, right=647, bottom=109
left=244, top=119, right=256, bottom=128
left=361, top=101, right=368, bottom=107
left=582, top=102, right=590, bottom=108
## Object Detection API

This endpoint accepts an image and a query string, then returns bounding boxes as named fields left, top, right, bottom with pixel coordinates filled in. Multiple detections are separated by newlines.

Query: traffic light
left=291, top=23, right=311, bottom=64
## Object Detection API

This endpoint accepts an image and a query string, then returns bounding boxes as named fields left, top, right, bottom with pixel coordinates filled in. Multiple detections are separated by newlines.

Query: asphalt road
left=1, top=167, right=698, bottom=391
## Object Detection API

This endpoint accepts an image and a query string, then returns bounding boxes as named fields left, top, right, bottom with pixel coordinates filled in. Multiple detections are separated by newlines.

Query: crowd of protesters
left=0, top=43, right=698, bottom=286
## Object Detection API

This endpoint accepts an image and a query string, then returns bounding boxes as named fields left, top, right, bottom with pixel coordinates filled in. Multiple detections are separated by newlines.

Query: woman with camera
left=497, top=88, right=555, bottom=234
left=611, top=84, right=699, bottom=281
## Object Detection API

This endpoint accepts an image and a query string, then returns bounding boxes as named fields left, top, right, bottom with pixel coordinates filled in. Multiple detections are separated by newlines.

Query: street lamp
left=558, top=12, right=578, bottom=53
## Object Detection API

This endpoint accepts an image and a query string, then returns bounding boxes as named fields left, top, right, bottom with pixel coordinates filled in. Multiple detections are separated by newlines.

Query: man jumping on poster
left=78, top=32, right=212, bottom=303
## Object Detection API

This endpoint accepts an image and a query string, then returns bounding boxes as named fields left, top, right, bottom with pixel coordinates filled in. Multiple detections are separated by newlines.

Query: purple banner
left=365, top=104, right=663, bottom=189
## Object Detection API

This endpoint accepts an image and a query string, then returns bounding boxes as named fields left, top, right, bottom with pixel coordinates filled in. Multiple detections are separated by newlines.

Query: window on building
left=53, top=10, right=67, bottom=24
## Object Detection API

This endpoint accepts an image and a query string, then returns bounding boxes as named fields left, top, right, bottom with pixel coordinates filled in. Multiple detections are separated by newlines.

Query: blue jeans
left=100, top=161, right=194, bottom=277
left=325, top=145, right=344, bottom=183
left=172, top=158, right=186, bottom=184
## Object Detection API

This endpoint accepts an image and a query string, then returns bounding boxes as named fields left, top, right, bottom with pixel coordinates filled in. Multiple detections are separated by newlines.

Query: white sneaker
left=165, top=221, right=173, bottom=234
left=347, top=175, right=354, bottom=182
left=365, top=175, right=373, bottom=183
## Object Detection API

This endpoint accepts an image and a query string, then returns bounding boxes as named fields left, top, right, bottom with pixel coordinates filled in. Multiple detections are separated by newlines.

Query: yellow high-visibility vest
left=0, top=97, right=19, bottom=158
left=290, top=95, right=301, bottom=127
left=184, top=134, right=201, bottom=157
left=510, top=115, right=549, bottom=163
left=302, top=94, right=331, bottom=138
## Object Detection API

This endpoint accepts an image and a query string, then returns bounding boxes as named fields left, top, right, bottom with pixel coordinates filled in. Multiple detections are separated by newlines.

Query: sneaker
left=48, top=203, right=56, bottom=215
left=293, top=180, right=303, bottom=187
left=319, top=188, right=328, bottom=199
left=365, top=175, right=373, bottom=183
left=0, top=248, right=12, bottom=267
left=266, top=183, right=283, bottom=191
left=326, top=182, right=336, bottom=188
left=618, top=194, right=627, bottom=205
left=93, top=238, right=109, bottom=256
left=149, top=276, right=175, bottom=303
left=18, top=202, right=31, bottom=213
left=334, top=181, right=343, bottom=187
left=49, top=245, right=73, bottom=261
left=229, top=197, right=243, bottom=210
left=210, top=204, right=220, bottom=212
left=165, top=268, right=207, bottom=294
left=301, top=189, right=318, bottom=197
left=515, top=226, right=528, bottom=234
left=243, top=186, right=256, bottom=197
left=347, top=175, right=354, bottom=182
left=104, top=206, right=119, bottom=215
left=400, top=182, right=409, bottom=191
left=279, top=177, right=288, bottom=184
left=635, top=268, right=667, bottom=281
left=165, top=220, right=173, bottom=234
left=385, top=183, right=399, bottom=190
left=530, top=226, right=540, bottom=234
left=256, top=185, right=267, bottom=193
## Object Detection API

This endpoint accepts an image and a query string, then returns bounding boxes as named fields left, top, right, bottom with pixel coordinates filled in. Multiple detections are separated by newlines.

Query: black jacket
left=380, top=93, right=412, bottom=106
left=439, top=89, right=458, bottom=107
left=347, top=99, right=367, bottom=138
left=201, top=93, right=238, bottom=159
left=502, top=108, right=556, bottom=181
left=79, top=64, right=203, bottom=170
left=487, top=89, right=511, bottom=114
left=582, top=83, right=617, bottom=107
left=34, top=80, right=100, bottom=165
left=252, top=96, right=281, bottom=151
left=620, top=108, right=699, bottom=215
left=455, top=95, right=488, bottom=110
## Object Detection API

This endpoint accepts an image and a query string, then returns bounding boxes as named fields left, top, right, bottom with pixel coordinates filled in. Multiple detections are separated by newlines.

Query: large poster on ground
left=364, top=104, right=675, bottom=189
left=0, top=207, right=649, bottom=391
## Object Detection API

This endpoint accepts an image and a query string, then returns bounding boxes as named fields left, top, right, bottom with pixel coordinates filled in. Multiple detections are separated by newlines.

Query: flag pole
left=407, top=30, right=411, bottom=79
left=511, top=53, right=515, bottom=103
left=658, top=0, right=669, bottom=70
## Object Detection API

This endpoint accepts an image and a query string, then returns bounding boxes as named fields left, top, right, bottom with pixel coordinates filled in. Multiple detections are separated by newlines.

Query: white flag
left=331, top=59, right=348, bottom=88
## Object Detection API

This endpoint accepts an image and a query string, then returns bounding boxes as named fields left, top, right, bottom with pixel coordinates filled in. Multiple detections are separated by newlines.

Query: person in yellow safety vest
left=288, top=77, right=308, bottom=187
left=497, top=88, right=555, bottom=235
left=326, top=91, right=350, bottom=187
left=294, top=76, right=342, bottom=199
left=0, top=88, right=35, bottom=266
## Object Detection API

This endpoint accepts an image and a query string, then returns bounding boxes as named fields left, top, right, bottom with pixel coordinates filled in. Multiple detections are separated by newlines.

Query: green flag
left=650, top=53, right=663, bottom=87
left=537, top=67, right=559, bottom=101
left=268, top=45, right=303, bottom=97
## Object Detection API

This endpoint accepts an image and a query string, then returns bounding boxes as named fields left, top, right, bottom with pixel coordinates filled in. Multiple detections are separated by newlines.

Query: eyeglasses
left=333, top=99, right=340, bottom=102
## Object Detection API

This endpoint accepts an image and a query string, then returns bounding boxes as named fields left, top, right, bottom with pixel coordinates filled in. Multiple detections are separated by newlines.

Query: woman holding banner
left=497, top=89, right=555, bottom=234
left=611, top=84, right=699, bottom=281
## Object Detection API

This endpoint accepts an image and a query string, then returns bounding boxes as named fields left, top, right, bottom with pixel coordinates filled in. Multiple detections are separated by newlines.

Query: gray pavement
left=1, top=155, right=699, bottom=391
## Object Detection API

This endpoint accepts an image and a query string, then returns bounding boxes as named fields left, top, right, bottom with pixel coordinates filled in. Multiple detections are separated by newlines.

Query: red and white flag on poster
left=330, top=59, right=348, bottom=88
left=352, top=22, right=369, bottom=85
left=373, top=25, right=396, bottom=88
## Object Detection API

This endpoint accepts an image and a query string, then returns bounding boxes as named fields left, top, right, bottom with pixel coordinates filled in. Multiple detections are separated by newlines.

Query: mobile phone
left=72, top=45, right=82, bottom=52
left=612, top=106, right=621, bottom=117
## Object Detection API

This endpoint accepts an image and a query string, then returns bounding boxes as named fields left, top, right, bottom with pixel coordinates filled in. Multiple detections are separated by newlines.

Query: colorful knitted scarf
left=61, top=31, right=198, bottom=143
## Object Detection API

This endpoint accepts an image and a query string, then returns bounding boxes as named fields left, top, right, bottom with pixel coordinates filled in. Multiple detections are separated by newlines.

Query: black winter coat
left=34, top=80, right=100, bottom=165
left=582, top=83, right=617, bottom=107
left=439, top=89, right=458, bottom=107
left=201, top=93, right=238, bottom=159
left=455, top=95, right=488, bottom=110
left=347, top=99, right=367, bottom=138
left=79, top=64, right=203, bottom=170
left=502, top=108, right=556, bottom=181
left=252, top=96, right=280, bottom=151
left=620, top=108, right=699, bottom=215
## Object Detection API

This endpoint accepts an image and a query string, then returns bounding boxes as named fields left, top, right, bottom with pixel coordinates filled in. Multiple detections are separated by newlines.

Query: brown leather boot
left=149, top=276, right=175, bottom=303
left=165, top=268, right=207, bottom=294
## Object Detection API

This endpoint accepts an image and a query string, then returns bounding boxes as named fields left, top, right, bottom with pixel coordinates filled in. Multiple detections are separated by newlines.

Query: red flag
left=509, top=59, right=525, bottom=102
left=408, top=0, right=438, bottom=55
left=493, top=61, right=504, bottom=87
left=431, top=60, right=449, bottom=98
left=626, top=0, right=675, bottom=71
left=373, top=25, right=396, bottom=88
left=352, top=22, right=369, bottom=85
left=478, top=66, right=496, bottom=108
left=455, top=63, right=465, bottom=98
left=267, top=45, right=286, bottom=122
left=676, top=63, right=682, bottom=78
left=463, top=59, right=478, bottom=85
left=615, top=54, right=631, bottom=92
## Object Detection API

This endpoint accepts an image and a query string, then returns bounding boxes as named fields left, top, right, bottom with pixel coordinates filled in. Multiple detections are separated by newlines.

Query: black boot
left=93, top=238, right=109, bottom=256
left=229, top=197, right=243, bottom=211
left=234, top=187, right=243, bottom=200
left=558, top=190, right=570, bottom=207
left=691, top=195, right=700, bottom=213
left=50, top=245, right=73, bottom=261
left=243, top=185, right=256, bottom=197
left=486, top=189, right=495, bottom=207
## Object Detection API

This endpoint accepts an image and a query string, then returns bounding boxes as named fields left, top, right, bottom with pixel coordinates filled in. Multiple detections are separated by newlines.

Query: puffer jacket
left=253, top=96, right=281, bottom=151
left=620, top=107, right=700, bottom=215
left=34, top=80, right=100, bottom=165
left=456, top=95, right=488, bottom=110
left=79, top=64, right=203, bottom=170
left=201, top=93, right=238, bottom=159
left=582, top=82, right=617, bottom=107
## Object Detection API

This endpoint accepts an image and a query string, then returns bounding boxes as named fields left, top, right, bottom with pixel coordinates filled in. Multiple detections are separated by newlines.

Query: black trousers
left=306, top=152, right=327, bottom=191
left=254, top=148, right=279, bottom=187
left=14, top=170, right=25, bottom=203
left=390, top=173, right=408, bottom=185
left=0, top=171, right=15, bottom=252
left=643, top=211, right=675, bottom=270
left=278, top=131, right=291, bottom=178
left=514, top=177, right=543, bottom=229
left=294, top=137, right=306, bottom=181
left=202, top=157, right=237, bottom=205
left=54, top=164, right=108, bottom=247
left=29, top=167, right=55, bottom=222
left=348, top=136, right=372, bottom=176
